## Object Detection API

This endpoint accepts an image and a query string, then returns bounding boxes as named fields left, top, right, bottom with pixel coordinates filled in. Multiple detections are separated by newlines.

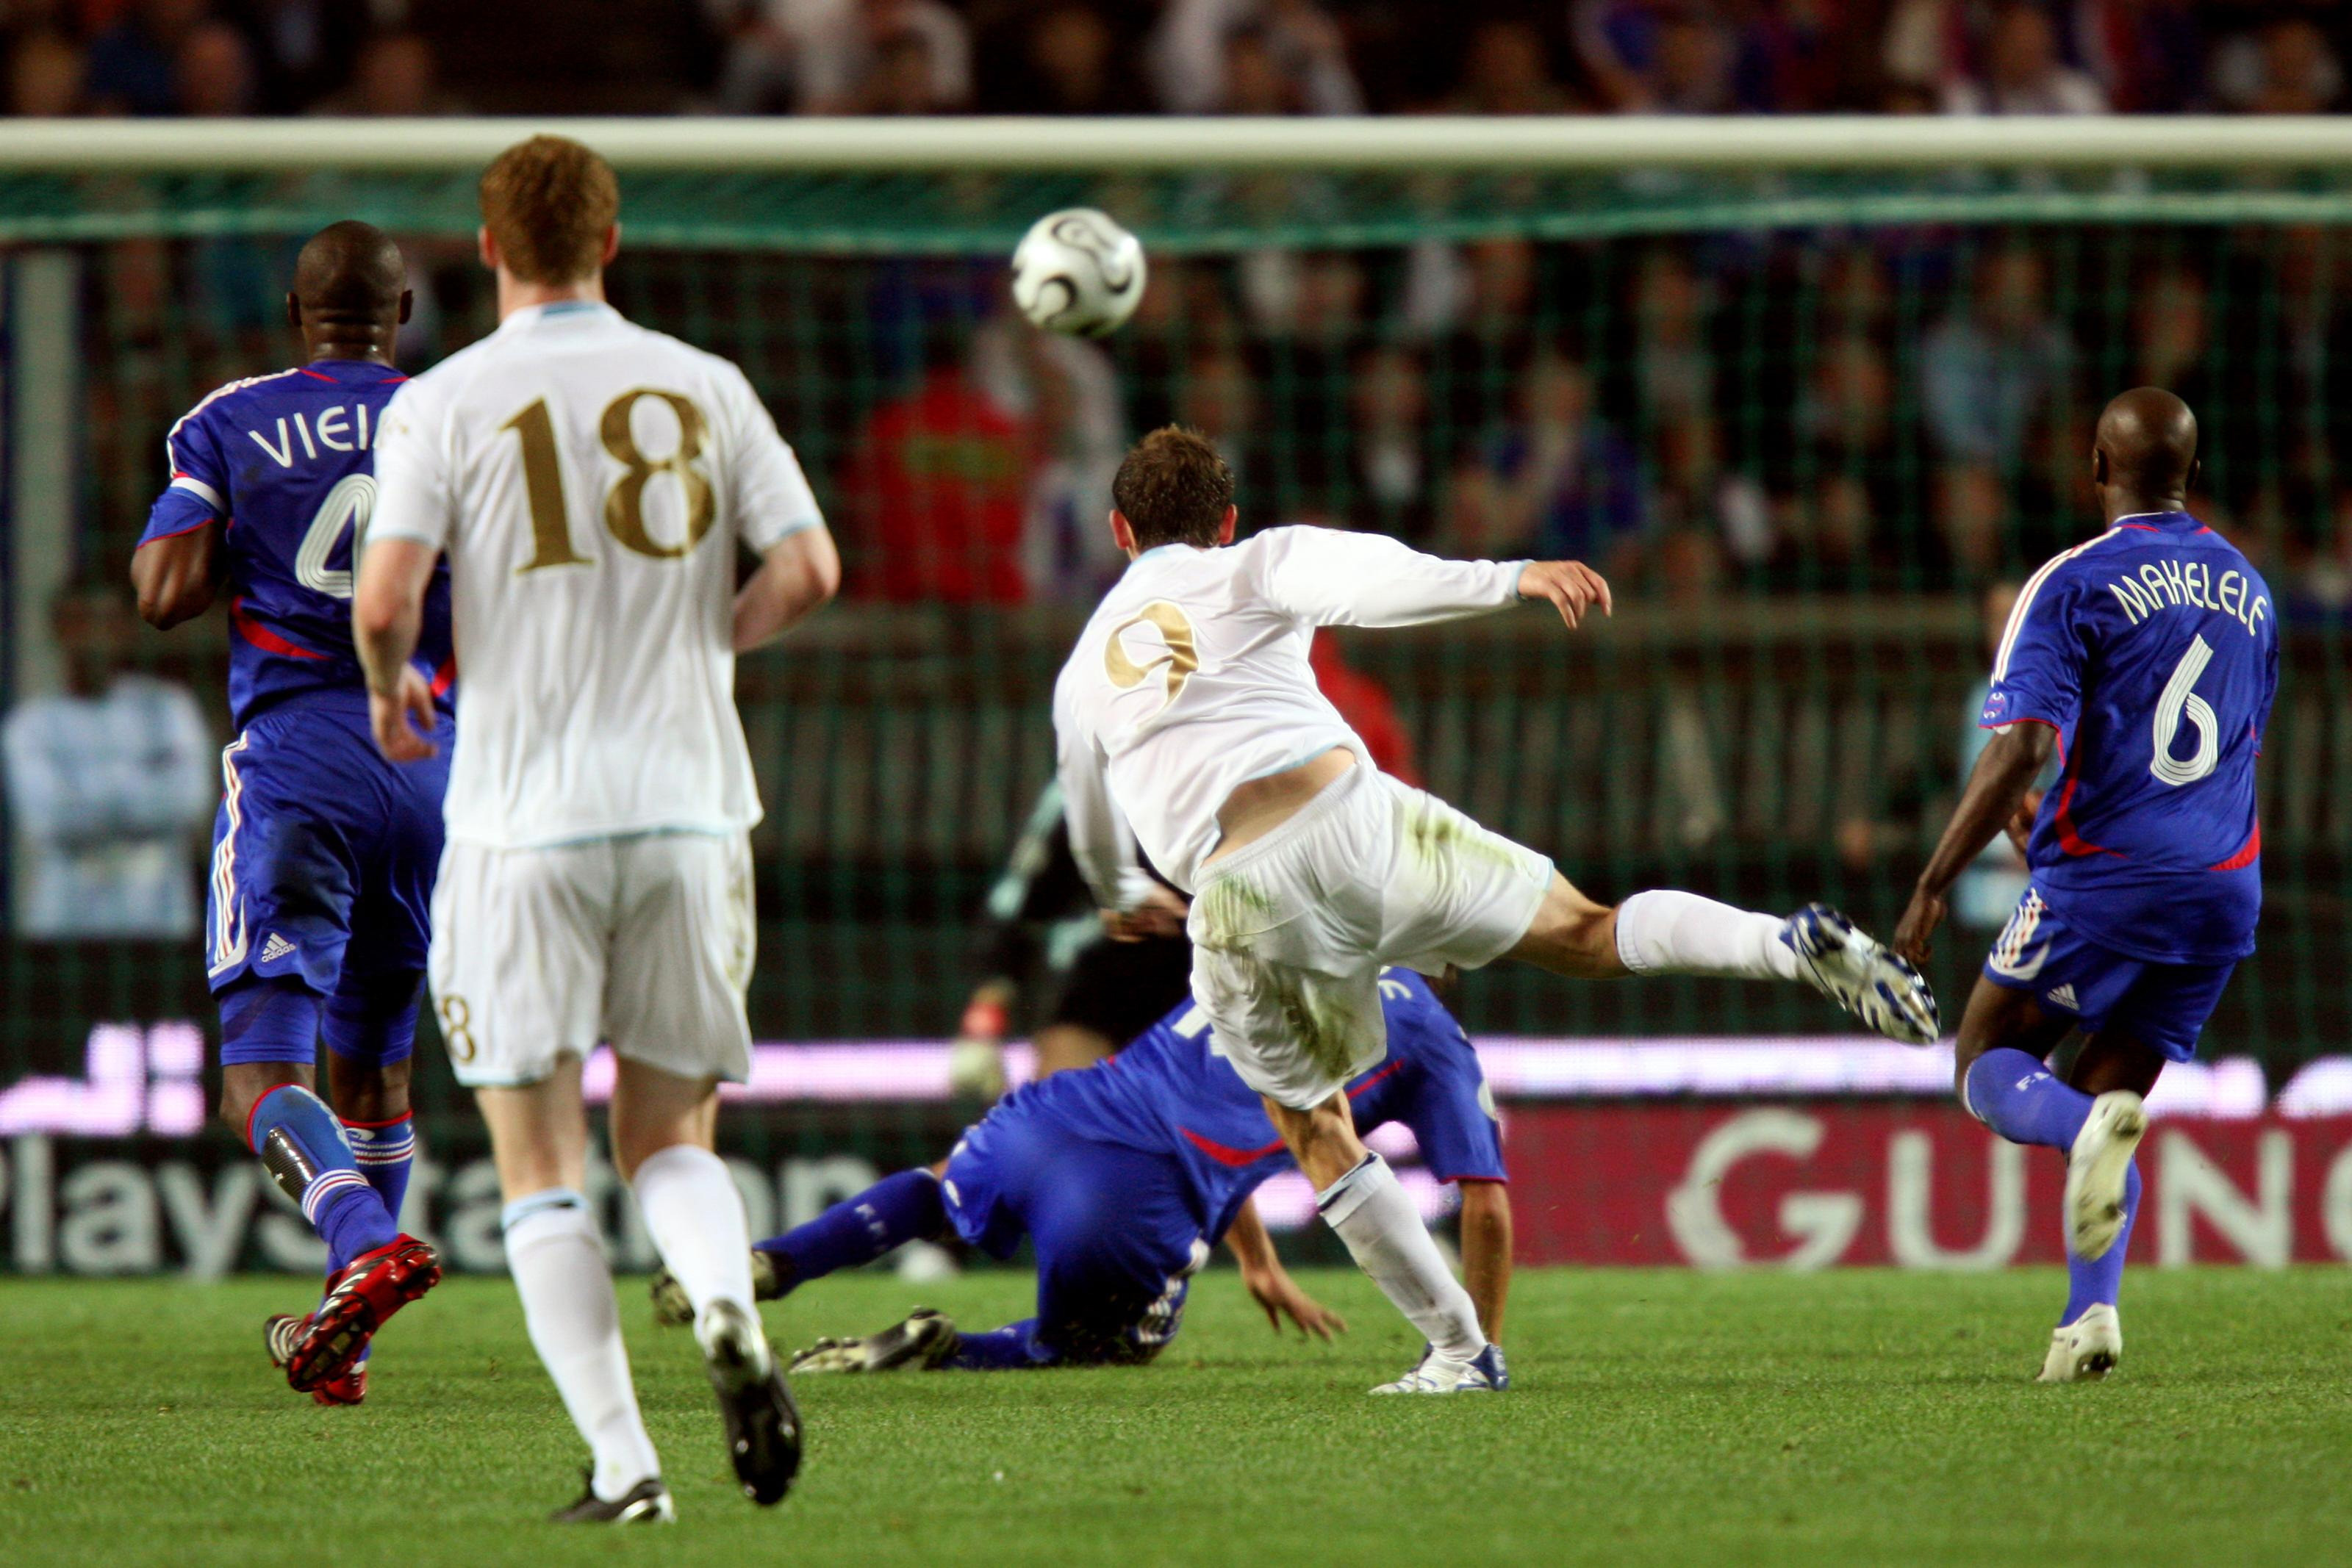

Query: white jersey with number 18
left=369, top=300, right=823, bottom=849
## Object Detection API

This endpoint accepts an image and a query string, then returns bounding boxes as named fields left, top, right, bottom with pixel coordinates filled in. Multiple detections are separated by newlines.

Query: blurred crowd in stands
left=816, top=231, right=2352, bottom=616
left=4, top=0, right=2350, bottom=121
left=71, top=221, right=2352, bottom=625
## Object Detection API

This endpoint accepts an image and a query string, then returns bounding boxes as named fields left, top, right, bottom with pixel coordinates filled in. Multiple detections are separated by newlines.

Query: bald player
left=1896, top=388, right=2277, bottom=1384
left=134, top=220, right=452, bottom=1406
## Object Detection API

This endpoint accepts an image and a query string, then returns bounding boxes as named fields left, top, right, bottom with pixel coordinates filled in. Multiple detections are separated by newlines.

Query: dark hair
left=1112, top=426, right=1234, bottom=550
left=479, top=134, right=619, bottom=286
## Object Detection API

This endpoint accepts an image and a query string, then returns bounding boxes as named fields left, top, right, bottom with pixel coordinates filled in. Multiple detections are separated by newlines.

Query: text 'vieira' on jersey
left=1982, top=508, right=2279, bottom=965
left=140, top=360, right=454, bottom=730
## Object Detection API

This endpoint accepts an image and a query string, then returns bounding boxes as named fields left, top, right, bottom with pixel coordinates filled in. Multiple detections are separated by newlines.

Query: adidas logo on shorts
left=259, top=932, right=297, bottom=963
left=2044, top=982, right=2079, bottom=1013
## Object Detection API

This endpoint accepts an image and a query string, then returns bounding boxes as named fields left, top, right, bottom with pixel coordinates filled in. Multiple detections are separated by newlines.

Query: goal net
left=1, top=118, right=2345, bottom=1272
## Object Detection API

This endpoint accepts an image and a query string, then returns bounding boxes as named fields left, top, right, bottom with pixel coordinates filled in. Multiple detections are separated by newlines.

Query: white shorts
left=1186, top=765, right=1551, bottom=1110
left=429, top=831, right=756, bottom=1089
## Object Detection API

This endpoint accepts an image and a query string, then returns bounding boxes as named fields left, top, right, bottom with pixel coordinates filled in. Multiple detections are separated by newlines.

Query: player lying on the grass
left=1050, top=428, right=1937, bottom=1395
left=650, top=968, right=1511, bottom=1376
left=1896, top=388, right=2275, bottom=1384
left=132, top=220, right=451, bottom=1405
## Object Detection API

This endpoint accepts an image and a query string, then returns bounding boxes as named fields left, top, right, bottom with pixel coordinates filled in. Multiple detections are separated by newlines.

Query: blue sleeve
left=1390, top=1002, right=1506, bottom=1184
left=1981, top=566, right=2087, bottom=736
left=140, top=398, right=229, bottom=545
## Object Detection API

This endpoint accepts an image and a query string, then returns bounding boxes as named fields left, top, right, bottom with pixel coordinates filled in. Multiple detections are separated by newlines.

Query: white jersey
left=1053, top=526, right=1523, bottom=899
left=369, top=301, right=823, bottom=849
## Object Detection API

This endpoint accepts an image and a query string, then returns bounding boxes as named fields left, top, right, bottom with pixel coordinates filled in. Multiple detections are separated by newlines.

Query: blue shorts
left=207, top=701, right=450, bottom=1055
left=1981, top=887, right=2236, bottom=1063
left=942, top=1099, right=1208, bottom=1365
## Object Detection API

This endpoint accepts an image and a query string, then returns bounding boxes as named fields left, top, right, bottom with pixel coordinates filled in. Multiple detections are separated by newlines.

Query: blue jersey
left=1981, top=510, right=2277, bottom=963
left=139, top=360, right=453, bottom=731
left=986, top=968, right=1506, bottom=1246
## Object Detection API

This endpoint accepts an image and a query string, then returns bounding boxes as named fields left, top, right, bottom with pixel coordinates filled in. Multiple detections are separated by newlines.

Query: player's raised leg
left=282, top=970, right=424, bottom=1405
left=219, top=976, right=437, bottom=1395
left=1506, top=873, right=1940, bottom=1046
left=1937, top=974, right=2157, bottom=1381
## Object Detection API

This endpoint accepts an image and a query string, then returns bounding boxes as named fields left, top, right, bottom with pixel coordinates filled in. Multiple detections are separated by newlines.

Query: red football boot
left=285, top=1235, right=440, bottom=1393
left=267, top=1314, right=370, bottom=1405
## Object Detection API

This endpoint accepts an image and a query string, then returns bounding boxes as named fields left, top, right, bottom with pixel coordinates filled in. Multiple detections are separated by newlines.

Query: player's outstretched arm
left=1894, top=722, right=2058, bottom=966
left=351, top=536, right=441, bottom=763
left=129, top=521, right=223, bottom=630
left=1255, top=525, right=1610, bottom=632
left=734, top=525, right=842, bottom=652
left=1225, top=1197, right=1347, bottom=1341
left=1456, top=1179, right=1513, bottom=1345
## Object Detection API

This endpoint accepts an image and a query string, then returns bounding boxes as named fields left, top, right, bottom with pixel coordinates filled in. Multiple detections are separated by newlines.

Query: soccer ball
left=1010, top=208, right=1147, bottom=338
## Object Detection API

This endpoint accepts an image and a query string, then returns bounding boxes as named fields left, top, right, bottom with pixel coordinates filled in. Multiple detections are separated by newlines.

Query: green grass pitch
left=2, top=1267, right=2348, bottom=1567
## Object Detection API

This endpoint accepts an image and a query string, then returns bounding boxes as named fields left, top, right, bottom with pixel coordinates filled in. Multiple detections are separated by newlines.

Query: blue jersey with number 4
left=139, top=360, right=453, bottom=731
left=1981, top=510, right=2277, bottom=963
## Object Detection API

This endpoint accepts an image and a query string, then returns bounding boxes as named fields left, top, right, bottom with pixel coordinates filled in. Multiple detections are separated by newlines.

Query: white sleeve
left=1250, top=525, right=1524, bottom=628
left=721, top=366, right=825, bottom=553
left=365, top=378, right=456, bottom=551
left=1054, top=675, right=1152, bottom=912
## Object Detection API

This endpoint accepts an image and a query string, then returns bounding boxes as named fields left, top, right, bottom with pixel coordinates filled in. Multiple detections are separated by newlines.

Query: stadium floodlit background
left=3, top=0, right=2351, bottom=1286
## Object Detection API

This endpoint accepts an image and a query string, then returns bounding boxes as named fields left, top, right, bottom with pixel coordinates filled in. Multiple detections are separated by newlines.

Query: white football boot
left=2066, top=1090, right=2148, bottom=1262
left=1781, top=904, right=1942, bottom=1046
left=2037, top=1303, right=2123, bottom=1383
left=1371, top=1342, right=1510, bottom=1395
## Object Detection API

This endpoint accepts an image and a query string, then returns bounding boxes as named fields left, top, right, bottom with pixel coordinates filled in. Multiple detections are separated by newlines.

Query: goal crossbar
left=5, top=115, right=2352, bottom=173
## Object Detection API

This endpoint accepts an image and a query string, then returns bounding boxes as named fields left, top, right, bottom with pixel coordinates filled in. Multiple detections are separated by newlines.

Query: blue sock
left=2062, top=1159, right=2141, bottom=1324
left=248, top=1083, right=400, bottom=1267
left=343, top=1112, right=416, bottom=1229
left=943, top=1320, right=1058, bottom=1370
left=1963, top=1047, right=2094, bottom=1151
left=756, top=1169, right=944, bottom=1289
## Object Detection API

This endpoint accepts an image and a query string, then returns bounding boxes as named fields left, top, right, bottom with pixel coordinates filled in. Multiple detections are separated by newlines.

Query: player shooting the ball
left=1047, top=426, right=1939, bottom=1395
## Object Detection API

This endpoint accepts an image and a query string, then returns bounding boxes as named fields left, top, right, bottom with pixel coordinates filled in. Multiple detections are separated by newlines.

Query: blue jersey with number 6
left=1981, top=509, right=2277, bottom=963
left=140, top=359, right=453, bottom=730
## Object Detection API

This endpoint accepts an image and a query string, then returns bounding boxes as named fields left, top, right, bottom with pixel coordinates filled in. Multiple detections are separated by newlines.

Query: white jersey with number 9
left=368, top=301, right=824, bottom=850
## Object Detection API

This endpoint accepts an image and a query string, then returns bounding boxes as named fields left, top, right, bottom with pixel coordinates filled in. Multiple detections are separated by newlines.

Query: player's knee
left=326, top=1053, right=412, bottom=1123
left=217, top=1062, right=305, bottom=1142
left=1512, top=881, right=1621, bottom=978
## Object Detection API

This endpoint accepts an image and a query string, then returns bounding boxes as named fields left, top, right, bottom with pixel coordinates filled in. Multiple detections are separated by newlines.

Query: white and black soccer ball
left=1010, top=208, right=1147, bottom=338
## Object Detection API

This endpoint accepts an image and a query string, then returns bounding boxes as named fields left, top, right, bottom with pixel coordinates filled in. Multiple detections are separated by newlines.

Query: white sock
left=1615, top=888, right=1801, bottom=981
left=502, top=1190, right=660, bottom=1502
left=1316, top=1153, right=1485, bottom=1362
left=632, top=1143, right=756, bottom=1328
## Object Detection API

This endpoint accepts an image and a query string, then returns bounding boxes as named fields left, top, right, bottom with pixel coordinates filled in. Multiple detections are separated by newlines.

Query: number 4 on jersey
left=293, top=472, right=376, bottom=601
